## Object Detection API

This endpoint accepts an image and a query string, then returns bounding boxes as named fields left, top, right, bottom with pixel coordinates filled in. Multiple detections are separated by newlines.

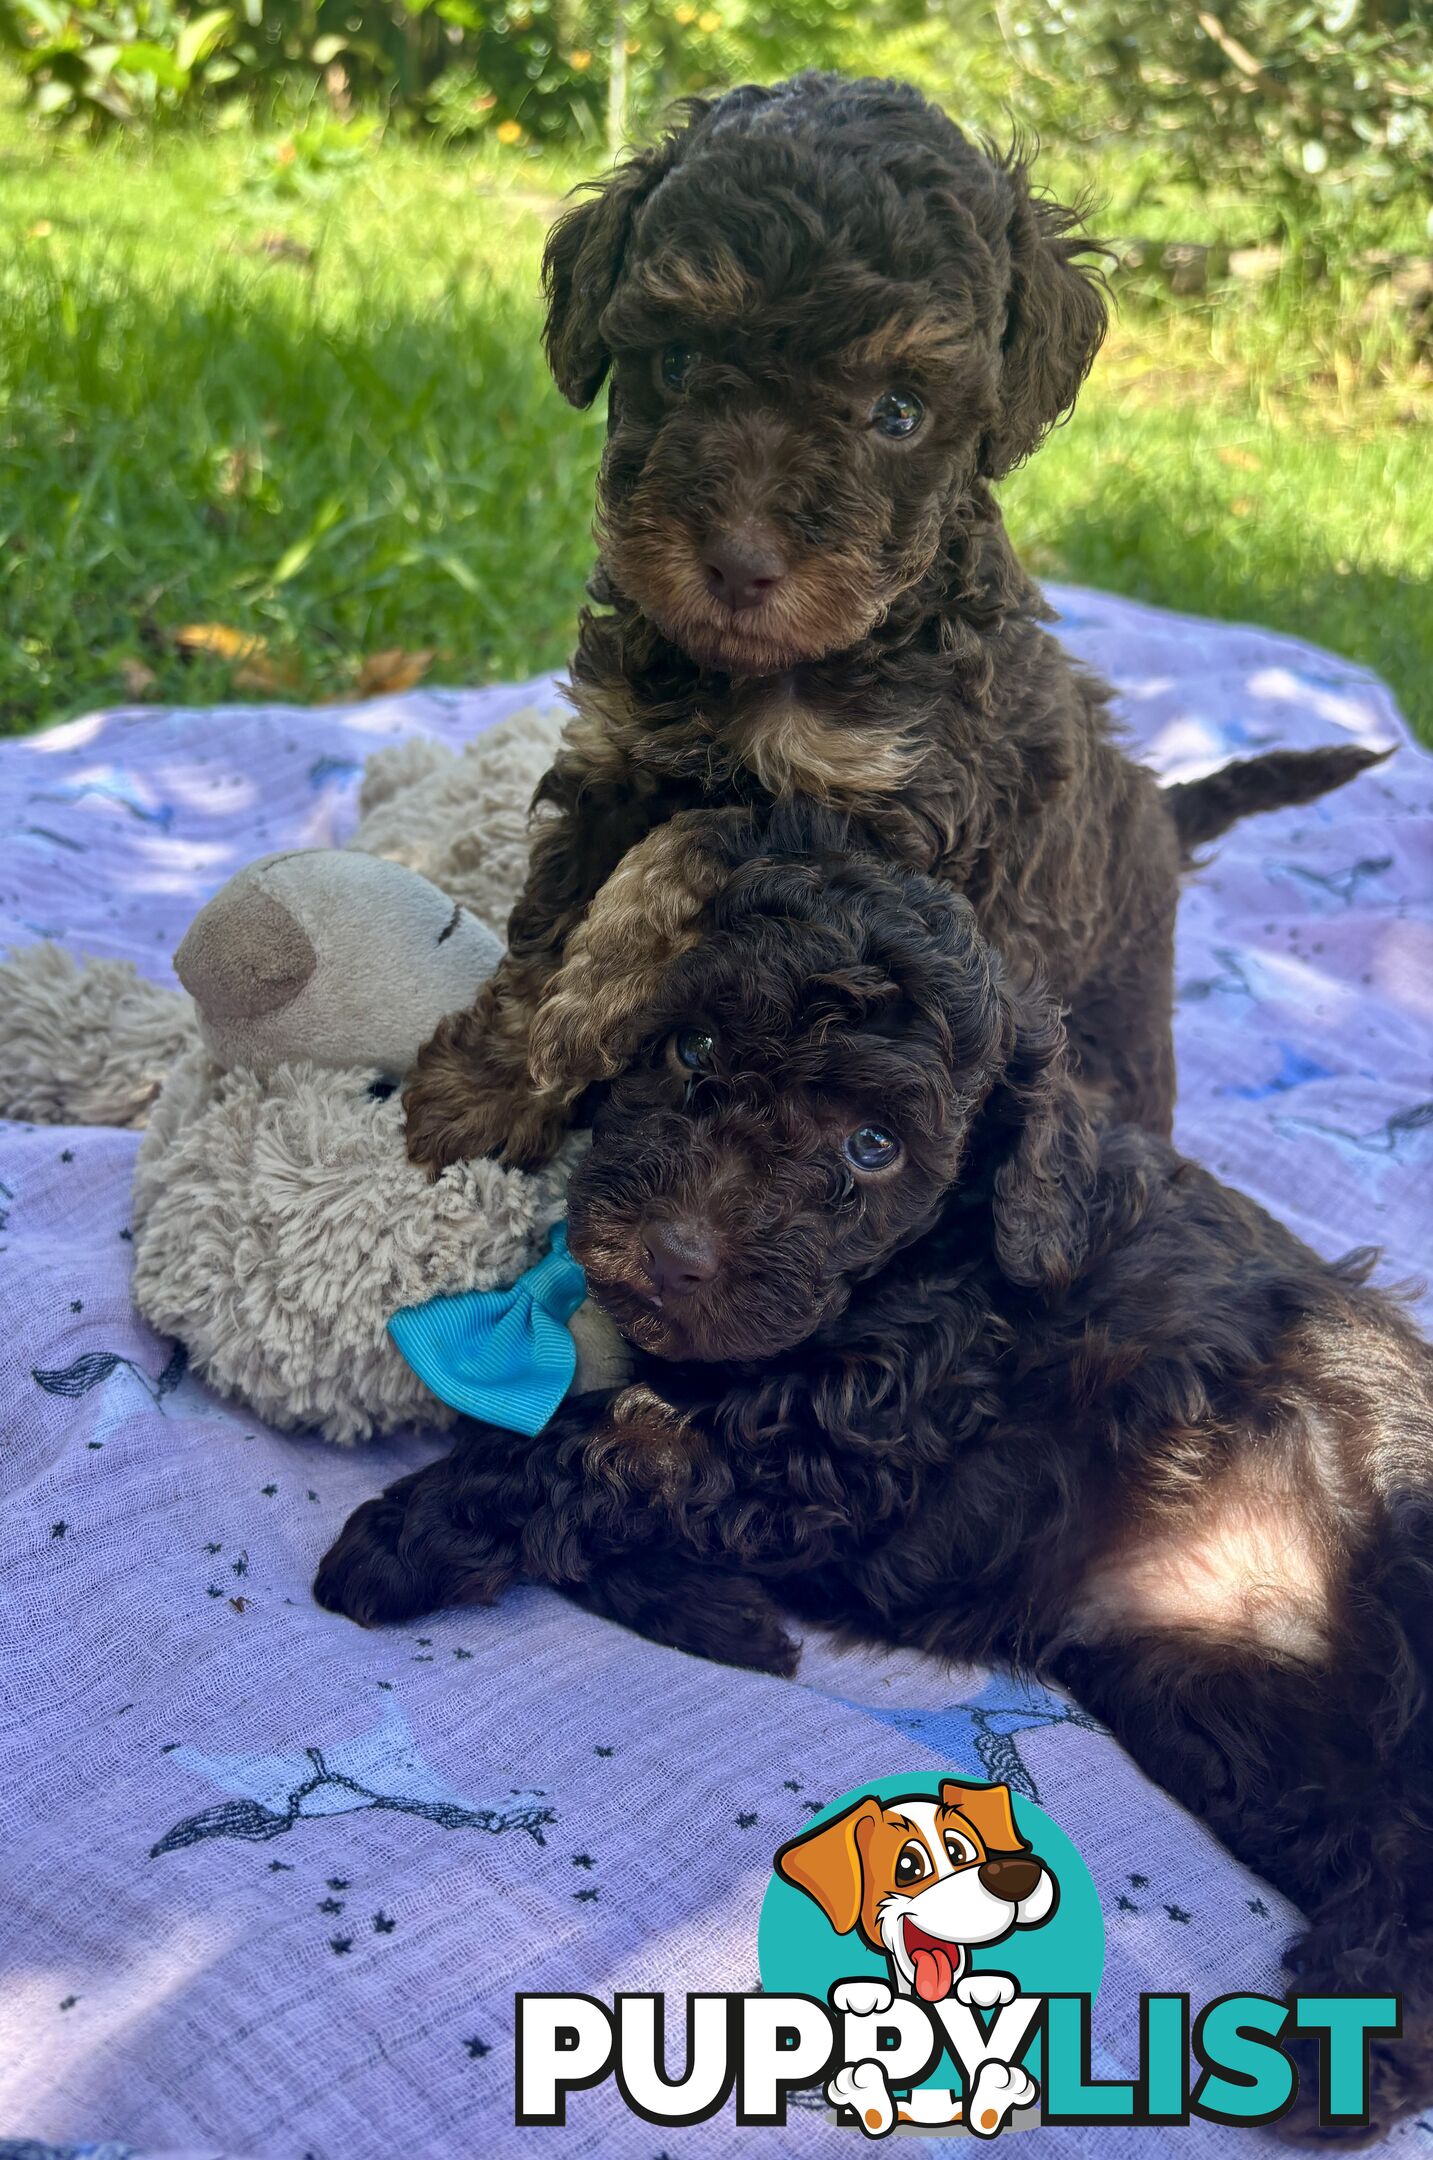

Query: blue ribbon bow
left=388, top=1222, right=589, bottom=1438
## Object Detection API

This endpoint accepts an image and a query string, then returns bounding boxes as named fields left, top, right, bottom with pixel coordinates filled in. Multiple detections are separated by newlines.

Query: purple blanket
left=1, top=588, right=1429, bottom=2159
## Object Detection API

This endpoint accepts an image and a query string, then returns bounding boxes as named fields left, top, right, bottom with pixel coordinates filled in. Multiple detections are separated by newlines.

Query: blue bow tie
left=388, top=1222, right=589, bottom=1438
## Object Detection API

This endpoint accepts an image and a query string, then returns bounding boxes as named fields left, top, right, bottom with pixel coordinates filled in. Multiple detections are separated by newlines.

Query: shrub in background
left=1007, top=0, right=1433, bottom=242
left=1, top=0, right=1428, bottom=263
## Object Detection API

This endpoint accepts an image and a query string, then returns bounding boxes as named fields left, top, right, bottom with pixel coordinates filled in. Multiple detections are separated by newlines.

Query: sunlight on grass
left=1, top=107, right=1429, bottom=740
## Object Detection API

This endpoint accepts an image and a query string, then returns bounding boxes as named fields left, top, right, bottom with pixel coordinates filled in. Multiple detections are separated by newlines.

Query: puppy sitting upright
left=405, top=70, right=1376, bottom=1170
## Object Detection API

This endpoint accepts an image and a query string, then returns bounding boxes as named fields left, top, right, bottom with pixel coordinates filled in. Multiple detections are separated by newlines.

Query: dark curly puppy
left=328, top=809, right=1433, bottom=2138
left=404, top=70, right=1380, bottom=1171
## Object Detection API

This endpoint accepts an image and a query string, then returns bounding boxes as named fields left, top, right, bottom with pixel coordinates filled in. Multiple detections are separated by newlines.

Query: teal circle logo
left=758, top=1771, right=1103, bottom=2131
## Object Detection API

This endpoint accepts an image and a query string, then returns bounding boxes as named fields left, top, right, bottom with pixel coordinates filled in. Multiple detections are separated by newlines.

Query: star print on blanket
left=3, top=597, right=1429, bottom=2159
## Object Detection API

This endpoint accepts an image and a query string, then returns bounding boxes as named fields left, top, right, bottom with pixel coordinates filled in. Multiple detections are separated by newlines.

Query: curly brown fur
left=405, top=71, right=1382, bottom=1173
left=337, top=807, right=1433, bottom=2137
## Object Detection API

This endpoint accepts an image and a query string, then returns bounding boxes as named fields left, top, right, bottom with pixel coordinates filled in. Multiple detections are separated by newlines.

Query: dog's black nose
left=978, top=1855, right=1043, bottom=1904
left=703, top=528, right=786, bottom=613
left=642, top=1219, right=721, bottom=1299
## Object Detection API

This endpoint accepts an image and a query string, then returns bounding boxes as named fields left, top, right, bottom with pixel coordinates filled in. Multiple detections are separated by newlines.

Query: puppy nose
left=978, top=1855, right=1042, bottom=1904
left=703, top=528, right=786, bottom=612
left=642, top=1219, right=721, bottom=1298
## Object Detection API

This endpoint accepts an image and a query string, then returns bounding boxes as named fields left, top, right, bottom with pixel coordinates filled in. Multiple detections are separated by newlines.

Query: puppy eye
left=659, top=344, right=696, bottom=393
left=944, top=1830, right=976, bottom=1866
left=672, top=1027, right=716, bottom=1072
left=895, top=1840, right=929, bottom=1886
left=842, top=1124, right=901, bottom=1173
left=869, top=388, right=924, bottom=439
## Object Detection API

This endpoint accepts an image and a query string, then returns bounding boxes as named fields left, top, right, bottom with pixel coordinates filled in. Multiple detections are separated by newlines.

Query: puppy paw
left=1274, top=2033, right=1404, bottom=2146
left=314, top=1482, right=518, bottom=1626
left=684, top=1580, right=799, bottom=1676
left=493, top=1091, right=573, bottom=1172
left=402, top=1082, right=501, bottom=1175
left=580, top=1563, right=799, bottom=1676
left=955, top=1972, right=1018, bottom=2012
left=965, top=2059, right=1038, bottom=2138
left=827, top=2060, right=895, bottom=2138
left=831, top=1979, right=895, bottom=2018
left=727, top=1592, right=801, bottom=1677
left=313, top=1490, right=434, bottom=1627
left=404, top=1078, right=568, bottom=1175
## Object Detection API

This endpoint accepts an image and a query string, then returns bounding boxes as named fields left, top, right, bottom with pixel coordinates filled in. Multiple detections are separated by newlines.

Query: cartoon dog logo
left=775, top=1778, right=1057, bottom=2136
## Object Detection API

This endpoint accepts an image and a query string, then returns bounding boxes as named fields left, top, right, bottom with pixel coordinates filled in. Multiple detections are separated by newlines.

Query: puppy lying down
left=319, top=808, right=1433, bottom=2137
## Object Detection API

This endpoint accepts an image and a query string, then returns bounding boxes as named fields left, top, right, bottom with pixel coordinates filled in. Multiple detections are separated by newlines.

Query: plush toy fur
left=347, top=716, right=561, bottom=936
left=0, top=941, right=197, bottom=1130
left=0, top=705, right=631, bottom=1445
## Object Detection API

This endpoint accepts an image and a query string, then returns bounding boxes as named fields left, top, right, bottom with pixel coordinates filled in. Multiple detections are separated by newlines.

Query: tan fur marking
left=528, top=811, right=745, bottom=1092
left=721, top=689, right=919, bottom=805
left=605, top=537, right=892, bottom=683
left=631, top=243, right=758, bottom=321
left=404, top=958, right=571, bottom=1171
left=554, top=702, right=636, bottom=786
left=589, top=1384, right=697, bottom=1495
left=840, top=318, right=970, bottom=377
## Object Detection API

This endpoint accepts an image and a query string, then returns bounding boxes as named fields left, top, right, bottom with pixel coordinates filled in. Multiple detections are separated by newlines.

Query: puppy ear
left=981, top=158, right=1107, bottom=479
left=940, top=1779, right=1027, bottom=1855
left=987, top=978, right=1098, bottom=1295
left=542, top=126, right=691, bottom=406
left=774, top=1796, right=882, bottom=1937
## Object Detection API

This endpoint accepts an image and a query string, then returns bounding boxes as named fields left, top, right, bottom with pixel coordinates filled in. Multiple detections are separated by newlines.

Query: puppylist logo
left=515, top=1771, right=1401, bottom=2138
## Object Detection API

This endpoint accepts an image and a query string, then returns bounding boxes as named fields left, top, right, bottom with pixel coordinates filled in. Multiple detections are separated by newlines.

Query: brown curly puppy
left=404, top=70, right=1380, bottom=1172
left=329, top=807, right=1433, bottom=2138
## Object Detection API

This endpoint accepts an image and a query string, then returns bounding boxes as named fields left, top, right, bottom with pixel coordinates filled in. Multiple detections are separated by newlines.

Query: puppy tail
left=1163, top=743, right=1391, bottom=857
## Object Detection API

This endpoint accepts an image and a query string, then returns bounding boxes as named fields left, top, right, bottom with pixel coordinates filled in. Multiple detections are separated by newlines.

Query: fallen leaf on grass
left=215, top=448, right=253, bottom=498
left=1218, top=446, right=1263, bottom=471
left=234, top=651, right=302, bottom=693
left=352, top=647, right=434, bottom=697
left=173, top=622, right=301, bottom=695
left=1229, top=496, right=1255, bottom=518
left=255, top=230, right=315, bottom=268
left=118, top=657, right=158, bottom=698
left=174, top=621, right=263, bottom=662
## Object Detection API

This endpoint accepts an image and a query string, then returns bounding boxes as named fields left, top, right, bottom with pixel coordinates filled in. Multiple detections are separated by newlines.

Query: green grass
left=1, top=99, right=1430, bottom=739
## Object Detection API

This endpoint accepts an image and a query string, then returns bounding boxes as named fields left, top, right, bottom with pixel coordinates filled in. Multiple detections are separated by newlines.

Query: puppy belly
left=1071, top=1469, right=1334, bottom=1661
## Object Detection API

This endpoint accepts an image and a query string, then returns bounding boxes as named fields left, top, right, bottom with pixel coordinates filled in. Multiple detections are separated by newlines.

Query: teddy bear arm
left=0, top=944, right=198, bottom=1128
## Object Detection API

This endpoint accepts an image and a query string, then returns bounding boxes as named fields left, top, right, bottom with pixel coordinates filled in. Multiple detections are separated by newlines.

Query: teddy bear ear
left=542, top=130, right=689, bottom=407
left=174, top=871, right=316, bottom=1023
left=940, top=1778, right=1027, bottom=1854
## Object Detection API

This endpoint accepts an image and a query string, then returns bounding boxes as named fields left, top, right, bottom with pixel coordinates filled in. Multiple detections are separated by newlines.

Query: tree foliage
left=1, top=0, right=1428, bottom=253
left=1007, top=0, right=1433, bottom=234
left=0, top=0, right=927, bottom=135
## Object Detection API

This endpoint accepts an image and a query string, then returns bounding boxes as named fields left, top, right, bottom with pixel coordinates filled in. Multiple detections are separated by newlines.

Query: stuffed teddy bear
left=0, top=710, right=629, bottom=1446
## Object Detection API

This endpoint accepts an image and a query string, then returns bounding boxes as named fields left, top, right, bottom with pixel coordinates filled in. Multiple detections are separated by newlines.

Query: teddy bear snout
left=175, top=878, right=317, bottom=1021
